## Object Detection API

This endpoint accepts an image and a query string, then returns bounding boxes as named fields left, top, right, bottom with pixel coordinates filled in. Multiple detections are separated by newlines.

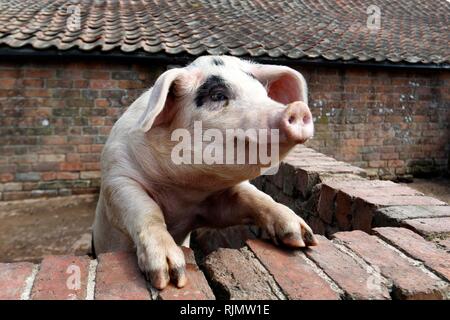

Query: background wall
left=0, top=58, right=448, bottom=200
left=299, top=65, right=449, bottom=180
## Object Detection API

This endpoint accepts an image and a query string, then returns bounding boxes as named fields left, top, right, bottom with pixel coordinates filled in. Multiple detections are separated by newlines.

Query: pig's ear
left=138, top=68, right=187, bottom=132
left=250, top=64, right=308, bottom=105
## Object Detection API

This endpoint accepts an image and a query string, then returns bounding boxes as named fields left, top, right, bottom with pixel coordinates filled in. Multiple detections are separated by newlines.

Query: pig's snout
left=277, top=101, right=313, bottom=144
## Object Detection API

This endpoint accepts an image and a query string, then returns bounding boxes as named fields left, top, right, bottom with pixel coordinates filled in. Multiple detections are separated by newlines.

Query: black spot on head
left=195, top=75, right=230, bottom=107
left=212, top=58, right=225, bottom=66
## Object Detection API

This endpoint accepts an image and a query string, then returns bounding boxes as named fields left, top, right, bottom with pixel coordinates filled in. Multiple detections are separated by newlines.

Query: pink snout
left=278, top=101, right=314, bottom=144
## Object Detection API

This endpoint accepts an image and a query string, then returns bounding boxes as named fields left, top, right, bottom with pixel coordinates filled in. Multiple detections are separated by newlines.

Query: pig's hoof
left=136, top=231, right=187, bottom=290
left=268, top=212, right=318, bottom=248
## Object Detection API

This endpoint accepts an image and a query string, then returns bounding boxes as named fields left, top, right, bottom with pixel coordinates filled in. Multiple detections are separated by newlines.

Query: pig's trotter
left=136, top=228, right=187, bottom=289
left=263, top=206, right=318, bottom=248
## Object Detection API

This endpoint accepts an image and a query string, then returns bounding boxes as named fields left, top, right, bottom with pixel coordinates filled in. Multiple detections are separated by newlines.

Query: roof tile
left=0, top=0, right=448, bottom=64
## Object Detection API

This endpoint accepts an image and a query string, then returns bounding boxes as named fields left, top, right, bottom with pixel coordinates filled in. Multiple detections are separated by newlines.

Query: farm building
left=0, top=0, right=449, bottom=200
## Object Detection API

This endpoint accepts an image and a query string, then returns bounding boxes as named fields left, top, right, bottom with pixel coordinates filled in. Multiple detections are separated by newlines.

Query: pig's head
left=136, top=55, right=313, bottom=188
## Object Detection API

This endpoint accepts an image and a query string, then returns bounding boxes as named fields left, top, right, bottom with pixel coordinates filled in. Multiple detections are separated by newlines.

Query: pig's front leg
left=205, top=181, right=318, bottom=247
left=103, top=177, right=186, bottom=289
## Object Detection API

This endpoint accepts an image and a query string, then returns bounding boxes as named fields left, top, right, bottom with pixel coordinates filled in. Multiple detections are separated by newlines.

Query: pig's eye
left=210, top=91, right=228, bottom=102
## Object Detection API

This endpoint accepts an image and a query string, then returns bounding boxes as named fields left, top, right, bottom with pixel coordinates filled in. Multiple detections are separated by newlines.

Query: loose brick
left=158, top=247, right=215, bottom=300
left=247, top=239, right=340, bottom=300
left=305, top=236, right=390, bottom=300
left=31, top=255, right=90, bottom=300
left=361, top=195, right=446, bottom=207
left=333, top=231, right=448, bottom=299
left=374, top=205, right=450, bottom=227
left=95, top=251, right=151, bottom=300
left=203, top=248, right=281, bottom=300
left=0, top=262, right=35, bottom=300
left=402, top=217, right=450, bottom=238
left=373, top=227, right=450, bottom=282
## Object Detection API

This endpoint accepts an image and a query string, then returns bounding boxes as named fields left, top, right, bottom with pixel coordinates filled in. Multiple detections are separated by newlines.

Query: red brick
left=305, top=236, right=391, bottom=299
left=203, top=248, right=280, bottom=299
left=0, top=262, right=35, bottom=300
left=361, top=195, right=446, bottom=207
left=31, top=255, right=90, bottom=300
left=59, top=162, right=82, bottom=171
left=118, top=80, right=143, bottom=89
left=0, top=173, right=14, bottom=182
left=373, top=227, right=450, bottom=282
left=95, top=251, right=150, bottom=300
left=159, top=247, right=215, bottom=300
left=41, top=136, right=66, bottom=145
left=22, top=79, right=44, bottom=88
left=56, top=172, right=80, bottom=180
left=95, top=98, right=110, bottom=107
left=0, top=78, right=16, bottom=89
left=402, top=217, right=450, bottom=238
left=333, top=231, right=448, bottom=299
left=73, top=80, right=89, bottom=88
left=41, top=172, right=56, bottom=181
left=247, top=239, right=341, bottom=300
left=24, top=69, right=54, bottom=78
left=90, top=80, right=117, bottom=89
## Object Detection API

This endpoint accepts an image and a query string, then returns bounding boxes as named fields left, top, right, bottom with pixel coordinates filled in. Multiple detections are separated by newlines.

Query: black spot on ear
left=212, top=58, right=225, bottom=66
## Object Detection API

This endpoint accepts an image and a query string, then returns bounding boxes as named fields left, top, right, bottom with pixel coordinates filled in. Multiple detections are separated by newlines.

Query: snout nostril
left=288, top=116, right=296, bottom=124
left=303, top=114, right=311, bottom=124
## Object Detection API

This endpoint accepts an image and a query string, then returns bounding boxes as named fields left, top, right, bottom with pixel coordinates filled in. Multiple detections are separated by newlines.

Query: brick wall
left=193, top=145, right=449, bottom=254
left=0, top=57, right=449, bottom=200
left=1, top=227, right=448, bottom=300
left=1, top=146, right=449, bottom=300
left=300, top=65, right=450, bottom=180
left=0, top=59, right=164, bottom=200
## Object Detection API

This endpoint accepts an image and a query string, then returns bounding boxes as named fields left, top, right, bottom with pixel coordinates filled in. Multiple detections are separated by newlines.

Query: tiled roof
left=0, top=0, right=449, bottom=64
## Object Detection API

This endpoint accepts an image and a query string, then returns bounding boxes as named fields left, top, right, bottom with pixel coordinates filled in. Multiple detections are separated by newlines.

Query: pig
left=93, top=55, right=317, bottom=290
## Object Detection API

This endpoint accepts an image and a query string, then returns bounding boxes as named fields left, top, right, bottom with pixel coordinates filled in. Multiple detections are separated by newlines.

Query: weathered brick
left=194, top=226, right=257, bottom=255
left=80, top=171, right=101, bottom=179
left=361, top=195, right=446, bottom=207
left=15, top=172, right=41, bottom=181
left=333, top=231, right=448, bottom=299
left=38, top=154, right=65, bottom=162
left=0, top=262, right=35, bottom=300
left=31, top=255, right=90, bottom=300
left=305, top=235, right=390, bottom=299
left=374, top=205, right=450, bottom=227
left=203, top=248, right=281, bottom=300
left=59, top=162, right=82, bottom=171
left=247, top=239, right=341, bottom=300
left=56, top=172, right=80, bottom=180
left=95, top=251, right=150, bottom=300
left=3, top=182, right=23, bottom=191
left=402, top=217, right=450, bottom=239
left=373, top=227, right=450, bottom=282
